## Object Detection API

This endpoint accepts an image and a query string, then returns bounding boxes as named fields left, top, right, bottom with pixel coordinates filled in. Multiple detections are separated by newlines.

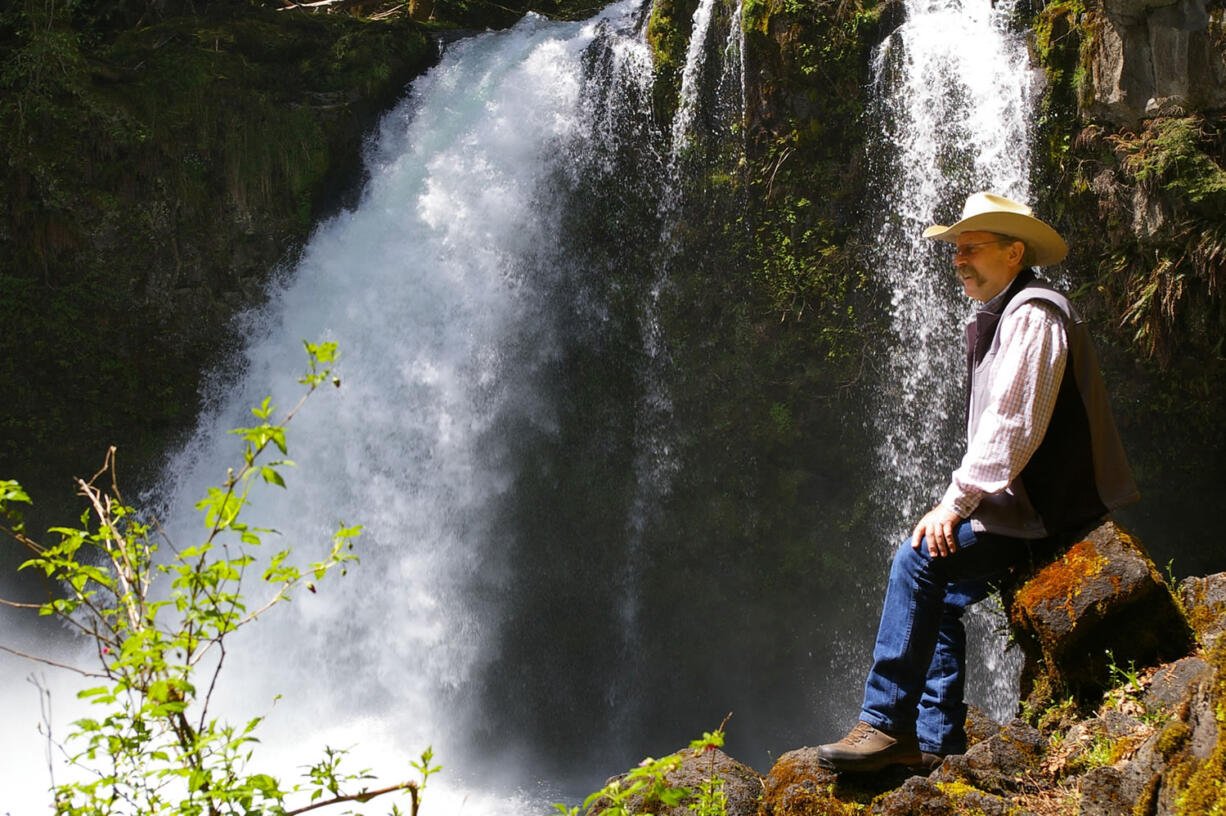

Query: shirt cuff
left=940, top=482, right=980, bottom=518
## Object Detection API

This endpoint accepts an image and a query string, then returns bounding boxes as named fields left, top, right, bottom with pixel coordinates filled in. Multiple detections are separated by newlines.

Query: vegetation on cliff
left=0, top=0, right=441, bottom=529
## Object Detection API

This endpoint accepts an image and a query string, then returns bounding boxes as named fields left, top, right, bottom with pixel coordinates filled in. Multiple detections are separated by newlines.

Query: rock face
left=1004, top=521, right=1195, bottom=701
left=0, top=7, right=435, bottom=510
left=1082, top=0, right=1226, bottom=126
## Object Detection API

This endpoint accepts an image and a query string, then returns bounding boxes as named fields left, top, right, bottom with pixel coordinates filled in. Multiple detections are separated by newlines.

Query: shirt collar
left=977, top=268, right=1035, bottom=312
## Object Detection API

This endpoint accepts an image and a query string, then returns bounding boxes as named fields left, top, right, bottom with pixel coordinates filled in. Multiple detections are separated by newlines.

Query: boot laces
left=848, top=722, right=877, bottom=745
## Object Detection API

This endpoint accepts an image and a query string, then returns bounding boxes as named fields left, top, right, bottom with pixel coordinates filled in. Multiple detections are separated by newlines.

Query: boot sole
left=815, top=753, right=924, bottom=774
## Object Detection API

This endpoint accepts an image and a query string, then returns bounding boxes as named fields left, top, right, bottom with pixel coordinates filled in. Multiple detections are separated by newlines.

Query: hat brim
left=923, top=212, right=1068, bottom=267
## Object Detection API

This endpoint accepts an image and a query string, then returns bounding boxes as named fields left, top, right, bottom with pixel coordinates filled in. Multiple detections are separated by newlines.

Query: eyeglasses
left=951, top=238, right=1010, bottom=257
left=952, top=240, right=1006, bottom=259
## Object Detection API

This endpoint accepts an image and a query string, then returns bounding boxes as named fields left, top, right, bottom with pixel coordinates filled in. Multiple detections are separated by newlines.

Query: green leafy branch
left=0, top=341, right=431, bottom=816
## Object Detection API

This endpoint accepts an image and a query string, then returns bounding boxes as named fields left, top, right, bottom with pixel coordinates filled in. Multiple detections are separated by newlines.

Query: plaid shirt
left=940, top=300, right=1068, bottom=518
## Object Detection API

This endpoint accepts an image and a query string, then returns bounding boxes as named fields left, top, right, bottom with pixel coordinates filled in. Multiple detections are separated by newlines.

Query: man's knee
left=890, top=535, right=937, bottom=584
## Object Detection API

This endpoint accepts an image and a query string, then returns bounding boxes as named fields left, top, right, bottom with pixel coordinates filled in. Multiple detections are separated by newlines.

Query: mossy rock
left=1004, top=521, right=1195, bottom=705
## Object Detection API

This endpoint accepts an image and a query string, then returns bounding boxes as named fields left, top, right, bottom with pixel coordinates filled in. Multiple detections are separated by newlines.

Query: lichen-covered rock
left=1005, top=521, right=1195, bottom=699
left=869, top=776, right=1030, bottom=816
left=757, top=747, right=857, bottom=816
left=1144, top=655, right=1210, bottom=713
left=930, top=719, right=1045, bottom=796
left=964, top=705, right=1004, bottom=748
left=867, top=777, right=955, bottom=816
left=1179, top=571, right=1226, bottom=648
left=1078, top=765, right=1138, bottom=816
left=1140, top=640, right=1226, bottom=814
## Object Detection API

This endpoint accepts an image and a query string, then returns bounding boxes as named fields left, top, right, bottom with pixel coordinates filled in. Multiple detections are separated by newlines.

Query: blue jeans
left=859, top=520, right=1044, bottom=754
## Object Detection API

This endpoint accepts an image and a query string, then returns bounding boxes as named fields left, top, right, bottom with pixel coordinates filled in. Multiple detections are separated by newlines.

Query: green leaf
left=259, top=466, right=287, bottom=488
left=0, top=477, right=32, bottom=502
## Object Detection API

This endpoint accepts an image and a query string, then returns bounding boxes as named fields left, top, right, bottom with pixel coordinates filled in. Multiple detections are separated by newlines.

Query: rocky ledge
left=590, top=526, right=1226, bottom=815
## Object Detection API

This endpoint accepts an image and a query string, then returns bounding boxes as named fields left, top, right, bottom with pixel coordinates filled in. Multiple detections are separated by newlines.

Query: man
left=816, top=192, right=1139, bottom=773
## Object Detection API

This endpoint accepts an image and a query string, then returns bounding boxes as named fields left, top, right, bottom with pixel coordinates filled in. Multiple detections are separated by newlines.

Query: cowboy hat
left=922, top=192, right=1068, bottom=267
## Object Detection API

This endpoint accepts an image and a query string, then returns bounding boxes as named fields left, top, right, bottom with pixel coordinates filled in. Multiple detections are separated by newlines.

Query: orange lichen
left=1014, top=538, right=1110, bottom=622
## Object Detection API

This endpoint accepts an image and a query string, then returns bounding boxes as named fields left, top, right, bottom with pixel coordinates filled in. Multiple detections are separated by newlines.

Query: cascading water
left=0, top=2, right=670, bottom=810
left=1, top=0, right=763, bottom=809
left=863, top=0, right=1040, bottom=719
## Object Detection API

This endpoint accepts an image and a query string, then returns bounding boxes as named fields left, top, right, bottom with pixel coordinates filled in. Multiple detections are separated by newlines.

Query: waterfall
left=669, top=0, right=745, bottom=163
left=0, top=2, right=669, bottom=810
left=863, top=0, right=1039, bottom=720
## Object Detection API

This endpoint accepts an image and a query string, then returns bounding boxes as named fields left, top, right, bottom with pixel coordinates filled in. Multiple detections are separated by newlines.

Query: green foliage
left=1113, top=116, right=1226, bottom=205
left=0, top=343, right=430, bottom=816
left=1104, top=649, right=1143, bottom=695
left=554, top=723, right=729, bottom=816
left=686, top=728, right=729, bottom=816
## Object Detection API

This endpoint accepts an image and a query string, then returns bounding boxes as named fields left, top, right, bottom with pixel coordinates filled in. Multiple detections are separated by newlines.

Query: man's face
left=952, top=231, right=1024, bottom=302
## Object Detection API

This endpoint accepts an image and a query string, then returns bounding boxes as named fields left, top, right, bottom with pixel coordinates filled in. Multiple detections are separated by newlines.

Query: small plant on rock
left=554, top=718, right=730, bottom=816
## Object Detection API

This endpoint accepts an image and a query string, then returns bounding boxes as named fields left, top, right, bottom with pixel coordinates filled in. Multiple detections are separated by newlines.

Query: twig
left=766, top=147, right=792, bottom=198
left=32, top=674, right=55, bottom=791
left=0, top=598, right=44, bottom=609
left=1, top=645, right=108, bottom=678
left=287, top=780, right=420, bottom=816
left=197, top=641, right=227, bottom=735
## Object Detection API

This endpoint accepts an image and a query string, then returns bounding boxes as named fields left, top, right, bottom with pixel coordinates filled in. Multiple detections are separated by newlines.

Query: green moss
left=644, top=0, right=700, bottom=121
left=1168, top=639, right=1226, bottom=815
left=1157, top=720, right=1192, bottom=759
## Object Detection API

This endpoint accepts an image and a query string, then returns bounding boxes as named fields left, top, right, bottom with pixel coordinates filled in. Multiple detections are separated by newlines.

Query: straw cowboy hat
left=922, top=192, right=1068, bottom=267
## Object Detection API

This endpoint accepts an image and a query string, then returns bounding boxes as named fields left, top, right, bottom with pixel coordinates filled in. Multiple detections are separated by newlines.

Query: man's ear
left=1008, top=239, right=1026, bottom=266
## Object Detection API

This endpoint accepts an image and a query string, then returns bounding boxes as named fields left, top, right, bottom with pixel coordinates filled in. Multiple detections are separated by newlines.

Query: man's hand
left=911, top=505, right=962, bottom=558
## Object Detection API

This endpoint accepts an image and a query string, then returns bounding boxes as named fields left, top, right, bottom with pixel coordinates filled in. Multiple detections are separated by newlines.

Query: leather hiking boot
left=816, top=722, right=922, bottom=773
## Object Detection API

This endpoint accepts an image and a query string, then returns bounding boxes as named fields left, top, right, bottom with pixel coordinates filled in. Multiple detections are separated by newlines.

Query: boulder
left=930, top=719, right=1045, bottom=796
left=868, top=775, right=1027, bottom=816
left=757, top=747, right=845, bottom=816
left=1144, top=655, right=1211, bottom=713
left=1179, top=572, right=1226, bottom=648
left=1004, top=521, right=1195, bottom=701
left=589, top=747, right=763, bottom=816
left=1132, top=643, right=1225, bottom=814
left=1078, top=765, right=1139, bottom=816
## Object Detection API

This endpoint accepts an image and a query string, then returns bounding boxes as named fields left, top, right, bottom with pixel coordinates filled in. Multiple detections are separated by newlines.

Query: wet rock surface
left=1080, top=0, right=1226, bottom=126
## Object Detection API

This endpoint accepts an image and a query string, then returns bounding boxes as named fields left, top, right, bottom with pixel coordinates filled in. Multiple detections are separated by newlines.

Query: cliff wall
left=1030, top=0, right=1226, bottom=575
left=0, top=3, right=439, bottom=519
